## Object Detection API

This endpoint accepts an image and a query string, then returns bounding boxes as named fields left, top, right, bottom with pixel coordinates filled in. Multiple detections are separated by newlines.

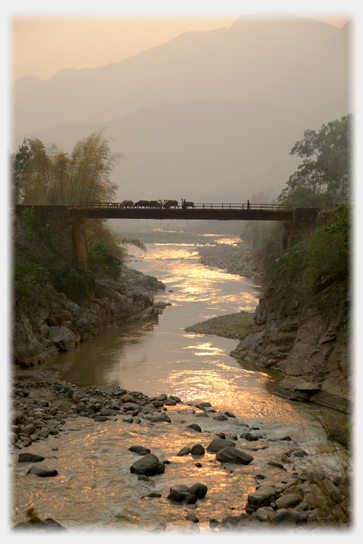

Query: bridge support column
left=71, top=218, right=89, bottom=269
left=282, top=208, right=320, bottom=250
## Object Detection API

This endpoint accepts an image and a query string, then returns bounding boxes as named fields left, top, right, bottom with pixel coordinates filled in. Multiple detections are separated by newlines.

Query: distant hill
left=12, top=16, right=351, bottom=202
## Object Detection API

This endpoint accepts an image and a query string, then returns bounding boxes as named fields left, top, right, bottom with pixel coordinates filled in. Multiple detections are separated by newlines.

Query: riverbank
left=14, top=265, right=166, bottom=368
left=10, top=368, right=351, bottom=532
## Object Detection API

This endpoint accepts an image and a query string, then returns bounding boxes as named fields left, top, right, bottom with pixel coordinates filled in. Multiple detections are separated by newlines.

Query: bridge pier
left=71, top=218, right=89, bottom=269
left=283, top=208, right=320, bottom=249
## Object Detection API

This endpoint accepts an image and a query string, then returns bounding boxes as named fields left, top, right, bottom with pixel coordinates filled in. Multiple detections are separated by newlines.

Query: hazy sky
left=10, top=10, right=350, bottom=81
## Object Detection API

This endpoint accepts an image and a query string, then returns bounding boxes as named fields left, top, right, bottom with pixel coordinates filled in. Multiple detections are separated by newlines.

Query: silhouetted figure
left=182, top=199, right=186, bottom=209
left=247, top=200, right=250, bottom=209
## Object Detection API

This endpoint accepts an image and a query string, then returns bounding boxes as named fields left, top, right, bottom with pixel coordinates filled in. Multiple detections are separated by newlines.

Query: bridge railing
left=68, top=201, right=295, bottom=211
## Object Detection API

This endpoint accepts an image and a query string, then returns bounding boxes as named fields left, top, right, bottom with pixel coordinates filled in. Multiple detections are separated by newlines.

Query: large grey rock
left=48, top=326, right=78, bottom=351
left=216, top=446, right=253, bottom=465
left=130, top=454, right=165, bottom=476
left=247, top=485, right=278, bottom=510
left=13, top=315, right=50, bottom=365
left=206, top=438, right=236, bottom=453
left=18, top=453, right=44, bottom=463
left=27, top=466, right=58, bottom=477
left=190, top=444, right=205, bottom=456
left=275, top=493, right=302, bottom=509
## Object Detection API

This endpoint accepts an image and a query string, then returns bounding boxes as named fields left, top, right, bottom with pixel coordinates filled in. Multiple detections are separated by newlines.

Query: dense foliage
left=11, top=130, right=123, bottom=205
left=278, top=114, right=352, bottom=207
left=88, top=243, right=122, bottom=280
left=265, top=205, right=350, bottom=293
left=55, top=263, right=95, bottom=304
left=14, top=262, right=49, bottom=312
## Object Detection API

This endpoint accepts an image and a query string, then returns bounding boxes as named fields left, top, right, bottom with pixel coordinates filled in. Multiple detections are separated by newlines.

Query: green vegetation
left=278, top=114, right=351, bottom=207
left=266, top=205, right=350, bottom=293
left=14, top=262, right=49, bottom=312
left=55, top=263, right=95, bottom=304
left=11, top=130, right=123, bottom=206
left=11, top=132, right=146, bottom=307
left=88, top=243, right=122, bottom=281
left=241, top=115, right=352, bottom=279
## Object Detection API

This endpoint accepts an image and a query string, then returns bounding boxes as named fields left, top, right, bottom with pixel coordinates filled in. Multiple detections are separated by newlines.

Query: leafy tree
left=278, top=114, right=352, bottom=206
left=17, top=130, right=123, bottom=205
left=10, top=139, right=32, bottom=204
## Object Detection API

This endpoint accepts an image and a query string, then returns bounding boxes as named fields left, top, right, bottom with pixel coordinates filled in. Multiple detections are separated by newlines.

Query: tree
left=278, top=114, right=352, bottom=206
left=17, top=130, right=123, bottom=205
left=10, top=139, right=32, bottom=204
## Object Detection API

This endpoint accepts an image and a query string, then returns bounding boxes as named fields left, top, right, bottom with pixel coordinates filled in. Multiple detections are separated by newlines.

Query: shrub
left=55, top=263, right=95, bottom=303
left=265, top=205, right=350, bottom=293
left=14, top=262, right=49, bottom=311
left=88, top=243, right=122, bottom=280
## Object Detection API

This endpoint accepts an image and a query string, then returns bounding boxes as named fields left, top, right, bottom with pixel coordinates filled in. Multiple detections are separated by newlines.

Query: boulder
left=206, top=438, right=236, bottom=453
left=216, top=446, right=253, bottom=465
left=247, top=485, right=278, bottom=510
left=187, top=424, right=202, bottom=432
left=27, top=466, right=58, bottom=477
left=48, top=326, right=78, bottom=352
left=275, top=493, right=302, bottom=509
left=130, top=454, right=165, bottom=476
left=188, top=483, right=208, bottom=499
left=18, top=453, right=45, bottom=463
left=190, top=444, right=205, bottom=456
left=177, top=446, right=191, bottom=456
left=13, top=315, right=51, bottom=366
left=328, top=426, right=349, bottom=448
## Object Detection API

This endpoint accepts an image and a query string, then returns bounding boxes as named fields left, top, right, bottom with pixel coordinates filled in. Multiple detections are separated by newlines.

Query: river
left=11, top=232, right=349, bottom=532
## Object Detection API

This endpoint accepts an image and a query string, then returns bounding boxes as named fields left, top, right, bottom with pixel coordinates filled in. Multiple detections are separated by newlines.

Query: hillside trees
left=11, top=130, right=123, bottom=205
left=278, top=114, right=352, bottom=207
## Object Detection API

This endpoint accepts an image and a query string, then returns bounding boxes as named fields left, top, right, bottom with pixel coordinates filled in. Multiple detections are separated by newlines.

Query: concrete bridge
left=15, top=203, right=321, bottom=271
left=68, top=202, right=294, bottom=222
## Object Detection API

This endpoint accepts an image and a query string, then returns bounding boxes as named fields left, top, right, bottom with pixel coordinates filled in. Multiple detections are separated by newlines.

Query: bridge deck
left=68, top=202, right=294, bottom=221
left=15, top=203, right=294, bottom=221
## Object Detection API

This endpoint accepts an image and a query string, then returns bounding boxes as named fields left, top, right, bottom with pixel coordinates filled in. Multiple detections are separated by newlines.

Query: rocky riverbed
left=10, top=369, right=351, bottom=532
left=194, top=240, right=263, bottom=280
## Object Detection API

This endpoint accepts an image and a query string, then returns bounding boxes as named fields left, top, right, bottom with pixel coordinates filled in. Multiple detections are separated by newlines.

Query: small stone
left=187, top=424, right=202, bottom=432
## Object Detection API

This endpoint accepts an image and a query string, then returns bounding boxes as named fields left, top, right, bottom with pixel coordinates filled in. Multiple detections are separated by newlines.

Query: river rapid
left=11, top=232, right=349, bottom=533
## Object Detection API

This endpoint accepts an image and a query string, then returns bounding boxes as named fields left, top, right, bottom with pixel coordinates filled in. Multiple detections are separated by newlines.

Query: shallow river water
left=11, top=233, right=349, bottom=533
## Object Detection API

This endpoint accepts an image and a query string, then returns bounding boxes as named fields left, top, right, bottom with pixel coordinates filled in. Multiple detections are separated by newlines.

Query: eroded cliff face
left=230, top=279, right=350, bottom=412
left=13, top=268, right=166, bottom=368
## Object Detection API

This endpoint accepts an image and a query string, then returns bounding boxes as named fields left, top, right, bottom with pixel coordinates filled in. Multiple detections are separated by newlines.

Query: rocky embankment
left=230, top=279, right=350, bottom=413
left=195, top=240, right=263, bottom=280
left=187, top=238, right=350, bottom=413
left=11, top=370, right=350, bottom=531
left=14, top=266, right=166, bottom=367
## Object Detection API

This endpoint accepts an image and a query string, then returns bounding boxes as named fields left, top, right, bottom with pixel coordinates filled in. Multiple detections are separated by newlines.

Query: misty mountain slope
left=13, top=16, right=340, bottom=137
left=26, top=97, right=301, bottom=202
left=260, top=21, right=351, bottom=128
